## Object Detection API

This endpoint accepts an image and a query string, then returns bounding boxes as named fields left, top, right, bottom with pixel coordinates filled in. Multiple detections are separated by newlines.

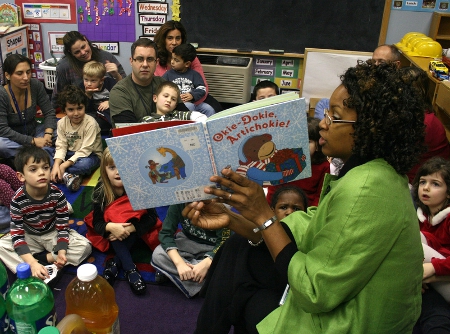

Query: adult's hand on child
left=182, top=201, right=231, bottom=230
left=98, top=101, right=109, bottom=111
left=105, top=60, right=121, bottom=81
left=191, top=257, right=212, bottom=283
left=176, top=262, right=194, bottom=281
left=34, top=137, right=49, bottom=148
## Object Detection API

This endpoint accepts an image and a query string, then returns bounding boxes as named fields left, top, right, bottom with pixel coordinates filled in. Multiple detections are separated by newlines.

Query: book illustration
left=139, top=145, right=193, bottom=187
left=236, top=134, right=307, bottom=186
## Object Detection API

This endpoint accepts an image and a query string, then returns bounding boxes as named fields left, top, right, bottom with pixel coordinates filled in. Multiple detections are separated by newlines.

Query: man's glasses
left=132, top=57, right=156, bottom=64
left=323, top=109, right=356, bottom=126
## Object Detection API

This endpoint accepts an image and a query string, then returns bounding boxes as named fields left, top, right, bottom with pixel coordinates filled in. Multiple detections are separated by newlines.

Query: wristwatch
left=253, top=215, right=277, bottom=233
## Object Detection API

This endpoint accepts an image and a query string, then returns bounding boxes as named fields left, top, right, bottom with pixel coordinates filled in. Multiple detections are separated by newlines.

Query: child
left=84, top=147, right=162, bottom=295
left=0, top=163, right=23, bottom=232
left=81, top=61, right=117, bottom=134
left=162, top=44, right=215, bottom=117
left=267, top=117, right=330, bottom=207
left=195, top=186, right=308, bottom=334
left=412, top=156, right=450, bottom=331
left=251, top=80, right=279, bottom=101
left=0, top=146, right=91, bottom=280
left=151, top=203, right=230, bottom=298
left=141, top=81, right=207, bottom=123
left=51, top=85, right=102, bottom=192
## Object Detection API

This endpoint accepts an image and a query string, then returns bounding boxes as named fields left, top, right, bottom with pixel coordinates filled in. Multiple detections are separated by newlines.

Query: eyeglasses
left=324, top=108, right=356, bottom=126
left=132, top=57, right=156, bottom=64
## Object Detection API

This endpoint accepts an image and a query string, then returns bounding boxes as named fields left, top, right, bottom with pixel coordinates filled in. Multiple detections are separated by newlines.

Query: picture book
left=106, top=93, right=311, bottom=209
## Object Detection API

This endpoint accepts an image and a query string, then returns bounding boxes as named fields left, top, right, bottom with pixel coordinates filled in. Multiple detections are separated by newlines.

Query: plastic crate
left=38, top=58, right=60, bottom=90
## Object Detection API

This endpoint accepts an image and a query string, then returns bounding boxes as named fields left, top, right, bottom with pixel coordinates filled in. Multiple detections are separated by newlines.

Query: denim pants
left=48, top=151, right=100, bottom=176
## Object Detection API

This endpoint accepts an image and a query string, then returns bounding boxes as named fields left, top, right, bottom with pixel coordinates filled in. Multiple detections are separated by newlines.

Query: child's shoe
left=63, top=173, right=81, bottom=192
left=44, top=264, right=63, bottom=288
left=66, top=202, right=74, bottom=214
left=125, top=266, right=146, bottom=295
left=103, top=258, right=118, bottom=286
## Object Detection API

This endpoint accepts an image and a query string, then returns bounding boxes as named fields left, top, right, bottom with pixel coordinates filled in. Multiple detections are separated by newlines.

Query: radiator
left=197, top=54, right=253, bottom=104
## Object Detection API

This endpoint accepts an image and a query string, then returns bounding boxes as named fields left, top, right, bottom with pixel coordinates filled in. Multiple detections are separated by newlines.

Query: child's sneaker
left=63, top=173, right=81, bottom=192
left=44, top=264, right=62, bottom=288
left=66, top=202, right=74, bottom=214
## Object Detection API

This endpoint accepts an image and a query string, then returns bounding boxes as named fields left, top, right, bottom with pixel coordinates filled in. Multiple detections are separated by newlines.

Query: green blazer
left=258, top=159, right=423, bottom=334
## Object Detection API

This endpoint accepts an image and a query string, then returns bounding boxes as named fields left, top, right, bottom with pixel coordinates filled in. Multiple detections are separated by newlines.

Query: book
left=112, top=120, right=194, bottom=136
left=106, top=93, right=311, bottom=209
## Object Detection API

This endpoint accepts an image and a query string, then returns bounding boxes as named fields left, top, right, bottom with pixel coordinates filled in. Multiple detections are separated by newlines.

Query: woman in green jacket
left=184, top=60, right=425, bottom=333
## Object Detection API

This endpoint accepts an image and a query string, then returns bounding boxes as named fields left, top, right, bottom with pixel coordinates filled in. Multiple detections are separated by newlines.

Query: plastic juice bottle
left=65, top=264, right=119, bottom=334
left=0, top=261, right=9, bottom=333
left=6, top=263, right=56, bottom=334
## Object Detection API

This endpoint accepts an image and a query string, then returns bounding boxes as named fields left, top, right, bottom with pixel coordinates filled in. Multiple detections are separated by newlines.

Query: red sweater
left=266, top=160, right=330, bottom=207
left=407, top=112, right=450, bottom=183
left=419, top=207, right=450, bottom=275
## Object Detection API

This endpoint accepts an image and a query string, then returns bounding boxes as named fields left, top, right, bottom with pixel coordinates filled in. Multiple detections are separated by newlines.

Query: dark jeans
left=415, top=287, right=450, bottom=334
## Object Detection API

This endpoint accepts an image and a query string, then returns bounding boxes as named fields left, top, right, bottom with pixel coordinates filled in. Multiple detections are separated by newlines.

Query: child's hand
left=107, top=223, right=131, bottom=241
left=55, top=250, right=67, bottom=269
left=51, top=165, right=62, bottom=183
left=180, top=93, right=193, bottom=103
left=30, top=261, right=49, bottom=280
left=191, top=257, right=212, bottom=283
left=423, top=263, right=436, bottom=279
left=98, top=101, right=109, bottom=111
left=176, top=262, right=194, bottom=281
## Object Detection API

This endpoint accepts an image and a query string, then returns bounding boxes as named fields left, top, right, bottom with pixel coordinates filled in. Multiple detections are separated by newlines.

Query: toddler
left=162, top=44, right=215, bottom=117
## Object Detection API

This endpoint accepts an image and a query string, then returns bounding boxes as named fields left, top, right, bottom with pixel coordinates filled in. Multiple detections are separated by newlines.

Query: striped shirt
left=10, top=184, right=70, bottom=255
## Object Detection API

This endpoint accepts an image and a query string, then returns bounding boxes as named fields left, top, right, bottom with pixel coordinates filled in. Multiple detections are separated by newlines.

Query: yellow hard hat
left=396, top=32, right=427, bottom=50
left=408, top=36, right=434, bottom=50
left=408, top=40, right=443, bottom=58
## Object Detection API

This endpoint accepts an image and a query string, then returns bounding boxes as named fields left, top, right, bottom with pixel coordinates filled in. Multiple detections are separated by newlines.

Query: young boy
left=252, top=80, right=279, bottom=101
left=0, top=145, right=91, bottom=280
left=162, top=44, right=215, bottom=117
left=141, top=81, right=207, bottom=123
left=81, top=60, right=116, bottom=134
left=51, top=85, right=102, bottom=192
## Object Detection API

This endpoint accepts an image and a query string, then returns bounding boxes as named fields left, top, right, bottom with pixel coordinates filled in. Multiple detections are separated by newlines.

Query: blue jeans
left=0, top=124, right=56, bottom=158
left=184, top=102, right=215, bottom=117
left=48, top=151, right=100, bottom=176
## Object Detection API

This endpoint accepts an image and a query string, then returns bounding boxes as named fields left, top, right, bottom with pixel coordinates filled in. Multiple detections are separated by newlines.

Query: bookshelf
left=429, top=12, right=450, bottom=49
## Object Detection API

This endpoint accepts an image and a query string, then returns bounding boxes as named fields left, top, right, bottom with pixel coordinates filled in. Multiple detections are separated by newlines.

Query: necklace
left=9, top=84, right=28, bottom=133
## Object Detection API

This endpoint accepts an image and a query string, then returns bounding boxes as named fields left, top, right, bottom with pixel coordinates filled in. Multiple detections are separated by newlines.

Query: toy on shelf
left=429, top=60, right=449, bottom=80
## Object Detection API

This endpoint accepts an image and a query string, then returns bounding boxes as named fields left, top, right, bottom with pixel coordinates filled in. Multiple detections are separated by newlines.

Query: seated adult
left=401, top=66, right=450, bottom=183
left=184, top=61, right=425, bottom=333
left=0, top=54, right=56, bottom=159
left=51, top=31, right=126, bottom=109
left=154, top=20, right=223, bottom=113
left=109, top=38, right=188, bottom=127
left=372, top=44, right=401, bottom=67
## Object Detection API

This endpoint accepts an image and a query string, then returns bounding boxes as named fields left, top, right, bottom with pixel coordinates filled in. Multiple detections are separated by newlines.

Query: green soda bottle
left=0, top=261, right=10, bottom=333
left=6, top=263, right=56, bottom=334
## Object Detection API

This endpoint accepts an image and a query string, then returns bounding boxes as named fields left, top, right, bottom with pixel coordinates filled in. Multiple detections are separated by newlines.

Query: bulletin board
left=16, top=0, right=77, bottom=24
left=76, top=0, right=135, bottom=43
left=180, top=0, right=389, bottom=53
left=300, top=48, right=372, bottom=105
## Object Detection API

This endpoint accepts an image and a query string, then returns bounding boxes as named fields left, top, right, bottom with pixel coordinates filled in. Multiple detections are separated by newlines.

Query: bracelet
left=253, top=215, right=277, bottom=233
left=44, top=132, right=53, bottom=136
left=248, top=237, right=264, bottom=247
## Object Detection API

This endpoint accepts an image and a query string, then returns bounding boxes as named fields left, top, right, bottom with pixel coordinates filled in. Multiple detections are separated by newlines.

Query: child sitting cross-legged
left=141, top=81, right=207, bottom=123
left=51, top=85, right=102, bottom=192
left=0, top=146, right=91, bottom=280
left=84, top=147, right=162, bottom=295
left=162, top=44, right=215, bottom=117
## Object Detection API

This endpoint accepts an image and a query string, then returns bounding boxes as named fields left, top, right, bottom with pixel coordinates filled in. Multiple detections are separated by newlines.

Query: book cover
left=106, top=94, right=311, bottom=209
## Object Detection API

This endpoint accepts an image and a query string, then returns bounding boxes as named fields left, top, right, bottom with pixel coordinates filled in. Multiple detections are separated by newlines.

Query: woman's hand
left=105, top=61, right=121, bottom=81
left=205, top=167, right=274, bottom=225
left=34, top=137, right=51, bottom=148
left=106, top=223, right=132, bottom=241
left=182, top=200, right=231, bottom=230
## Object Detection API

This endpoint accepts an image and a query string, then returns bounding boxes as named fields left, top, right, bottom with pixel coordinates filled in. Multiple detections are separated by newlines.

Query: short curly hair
left=341, top=60, right=426, bottom=175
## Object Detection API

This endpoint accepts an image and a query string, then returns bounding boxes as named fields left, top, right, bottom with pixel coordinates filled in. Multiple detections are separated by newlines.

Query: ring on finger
left=228, top=193, right=232, bottom=200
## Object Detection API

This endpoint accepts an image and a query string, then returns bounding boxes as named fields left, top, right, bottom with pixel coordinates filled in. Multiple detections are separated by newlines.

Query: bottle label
left=9, top=309, right=56, bottom=334
left=0, top=311, right=9, bottom=334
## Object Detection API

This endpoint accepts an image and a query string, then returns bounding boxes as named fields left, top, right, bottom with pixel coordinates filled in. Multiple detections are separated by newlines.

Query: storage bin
left=38, top=58, right=60, bottom=90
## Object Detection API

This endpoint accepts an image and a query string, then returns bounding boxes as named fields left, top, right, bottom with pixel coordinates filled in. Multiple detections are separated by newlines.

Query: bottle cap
left=16, top=263, right=31, bottom=279
left=38, top=327, right=60, bottom=334
left=77, top=263, right=97, bottom=282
